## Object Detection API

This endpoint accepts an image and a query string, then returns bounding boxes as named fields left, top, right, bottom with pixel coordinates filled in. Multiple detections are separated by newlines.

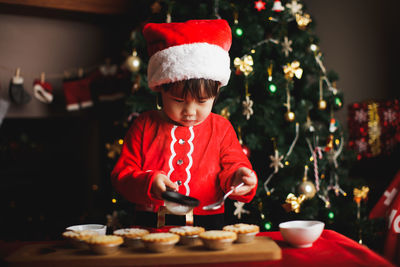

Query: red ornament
left=254, top=0, right=266, bottom=11
left=242, top=144, right=251, bottom=158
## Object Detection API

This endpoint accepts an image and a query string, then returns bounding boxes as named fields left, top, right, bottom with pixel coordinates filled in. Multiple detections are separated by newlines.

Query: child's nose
left=183, top=102, right=196, bottom=116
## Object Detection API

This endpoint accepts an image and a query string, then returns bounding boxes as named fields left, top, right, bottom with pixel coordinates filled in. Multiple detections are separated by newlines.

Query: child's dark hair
left=162, top=79, right=220, bottom=101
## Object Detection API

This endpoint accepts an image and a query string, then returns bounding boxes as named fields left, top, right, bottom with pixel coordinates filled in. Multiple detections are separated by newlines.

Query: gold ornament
left=295, top=13, right=312, bottom=30
left=284, top=111, right=295, bottom=122
left=298, top=166, right=316, bottom=199
left=220, top=107, right=230, bottom=119
left=298, top=180, right=316, bottom=199
left=318, top=99, right=327, bottom=110
left=234, top=55, right=254, bottom=76
left=282, top=193, right=306, bottom=213
left=283, top=60, right=303, bottom=80
left=105, top=139, right=123, bottom=159
left=353, top=186, right=369, bottom=204
left=126, top=50, right=141, bottom=73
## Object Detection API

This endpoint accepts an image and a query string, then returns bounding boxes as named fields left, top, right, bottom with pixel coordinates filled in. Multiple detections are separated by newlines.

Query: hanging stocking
left=91, top=59, right=129, bottom=102
left=62, top=70, right=94, bottom=111
left=33, top=74, right=53, bottom=104
left=9, top=69, right=31, bottom=105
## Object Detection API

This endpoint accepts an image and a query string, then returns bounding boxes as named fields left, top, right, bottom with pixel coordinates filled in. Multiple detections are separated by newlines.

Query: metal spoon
left=202, top=182, right=245, bottom=210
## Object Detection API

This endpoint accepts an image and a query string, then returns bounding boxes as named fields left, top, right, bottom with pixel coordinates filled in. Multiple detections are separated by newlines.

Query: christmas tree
left=106, top=0, right=379, bottom=248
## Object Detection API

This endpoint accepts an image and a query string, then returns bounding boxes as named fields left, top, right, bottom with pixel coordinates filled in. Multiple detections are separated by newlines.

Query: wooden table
left=3, top=230, right=396, bottom=267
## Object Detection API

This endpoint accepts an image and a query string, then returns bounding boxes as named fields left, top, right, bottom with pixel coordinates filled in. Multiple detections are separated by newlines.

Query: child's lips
left=181, top=119, right=197, bottom=125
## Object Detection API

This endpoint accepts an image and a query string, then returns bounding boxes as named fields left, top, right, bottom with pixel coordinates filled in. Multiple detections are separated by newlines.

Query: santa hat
left=33, top=79, right=53, bottom=103
left=142, top=19, right=232, bottom=90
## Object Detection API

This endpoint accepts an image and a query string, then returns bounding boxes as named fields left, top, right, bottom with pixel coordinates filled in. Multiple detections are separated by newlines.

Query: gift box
left=348, top=99, right=400, bottom=159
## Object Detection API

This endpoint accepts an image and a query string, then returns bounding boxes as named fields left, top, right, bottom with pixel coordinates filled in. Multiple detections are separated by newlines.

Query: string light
left=112, top=198, right=117, bottom=204
left=310, top=44, right=318, bottom=52
left=235, top=27, right=243, bottom=37
left=328, top=211, right=335, bottom=219
left=264, top=221, right=272, bottom=230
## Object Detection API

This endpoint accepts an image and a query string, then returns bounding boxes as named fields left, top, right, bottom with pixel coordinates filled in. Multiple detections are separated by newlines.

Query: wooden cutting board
left=6, top=236, right=281, bottom=266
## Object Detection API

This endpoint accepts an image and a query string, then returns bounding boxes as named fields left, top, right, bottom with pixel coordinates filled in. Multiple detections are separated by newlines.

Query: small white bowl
left=279, top=220, right=324, bottom=248
left=66, top=224, right=107, bottom=235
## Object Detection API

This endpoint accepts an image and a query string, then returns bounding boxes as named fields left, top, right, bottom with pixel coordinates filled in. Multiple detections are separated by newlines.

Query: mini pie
left=86, top=235, right=124, bottom=245
left=169, top=226, right=205, bottom=237
left=141, top=233, right=180, bottom=252
left=199, top=230, right=237, bottom=241
left=199, top=230, right=237, bottom=250
left=223, top=223, right=260, bottom=234
left=223, top=223, right=259, bottom=243
left=62, top=230, right=99, bottom=242
left=169, top=226, right=205, bottom=246
left=113, top=228, right=149, bottom=238
left=141, top=233, right=180, bottom=243
left=85, top=235, right=123, bottom=255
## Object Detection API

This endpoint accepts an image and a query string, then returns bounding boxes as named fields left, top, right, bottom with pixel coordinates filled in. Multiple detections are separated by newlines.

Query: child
left=111, top=19, right=257, bottom=230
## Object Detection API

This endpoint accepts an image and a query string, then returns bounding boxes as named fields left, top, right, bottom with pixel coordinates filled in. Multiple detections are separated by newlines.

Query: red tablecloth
left=1, top=230, right=396, bottom=267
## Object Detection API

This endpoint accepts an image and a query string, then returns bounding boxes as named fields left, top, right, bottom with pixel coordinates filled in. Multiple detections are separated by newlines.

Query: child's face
left=161, top=85, right=216, bottom=127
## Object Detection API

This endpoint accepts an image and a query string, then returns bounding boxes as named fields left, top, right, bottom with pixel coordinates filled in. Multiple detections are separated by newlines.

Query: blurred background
left=0, top=0, right=399, bottom=256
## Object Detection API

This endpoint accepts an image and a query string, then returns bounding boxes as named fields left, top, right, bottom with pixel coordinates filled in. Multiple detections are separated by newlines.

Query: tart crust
left=86, top=235, right=123, bottom=245
left=199, top=230, right=237, bottom=240
left=169, top=226, right=205, bottom=236
left=141, top=233, right=180, bottom=243
left=223, top=223, right=260, bottom=234
left=113, top=228, right=149, bottom=238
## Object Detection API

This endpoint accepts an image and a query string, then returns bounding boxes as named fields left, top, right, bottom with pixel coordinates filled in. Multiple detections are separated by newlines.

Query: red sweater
left=111, top=110, right=257, bottom=215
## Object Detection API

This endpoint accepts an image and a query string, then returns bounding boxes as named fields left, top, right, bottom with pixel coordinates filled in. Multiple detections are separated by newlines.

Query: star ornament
left=281, top=36, right=293, bottom=57
left=242, top=95, right=254, bottom=120
left=269, top=149, right=284, bottom=173
left=254, top=0, right=266, bottom=11
left=233, top=201, right=250, bottom=219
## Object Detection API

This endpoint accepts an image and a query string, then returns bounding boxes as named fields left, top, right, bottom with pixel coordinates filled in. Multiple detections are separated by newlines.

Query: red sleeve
left=111, top=115, right=163, bottom=206
left=218, top=121, right=257, bottom=203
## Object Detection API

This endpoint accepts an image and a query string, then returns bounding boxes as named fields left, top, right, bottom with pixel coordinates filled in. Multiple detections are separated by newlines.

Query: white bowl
left=279, top=220, right=324, bottom=248
left=66, top=224, right=107, bottom=235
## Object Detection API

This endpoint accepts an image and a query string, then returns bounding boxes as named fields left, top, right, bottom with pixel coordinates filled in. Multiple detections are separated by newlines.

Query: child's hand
left=230, top=167, right=257, bottom=196
left=151, top=173, right=179, bottom=200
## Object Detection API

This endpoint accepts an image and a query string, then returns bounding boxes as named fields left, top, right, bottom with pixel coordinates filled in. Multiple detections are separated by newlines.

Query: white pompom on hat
left=142, top=19, right=232, bottom=90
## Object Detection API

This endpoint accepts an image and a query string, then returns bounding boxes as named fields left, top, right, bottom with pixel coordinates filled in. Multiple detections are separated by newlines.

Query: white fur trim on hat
left=33, top=84, right=53, bottom=103
left=147, top=42, right=231, bottom=90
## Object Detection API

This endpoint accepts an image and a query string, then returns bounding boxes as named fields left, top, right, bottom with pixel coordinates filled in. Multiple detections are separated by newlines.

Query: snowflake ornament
left=281, top=36, right=293, bottom=57
left=233, top=201, right=250, bottom=219
left=242, top=95, right=254, bottom=120
left=106, top=210, right=121, bottom=231
left=354, top=110, right=368, bottom=123
left=383, top=109, right=397, bottom=123
left=285, top=0, right=303, bottom=16
left=355, top=139, right=368, bottom=153
left=269, top=149, right=284, bottom=173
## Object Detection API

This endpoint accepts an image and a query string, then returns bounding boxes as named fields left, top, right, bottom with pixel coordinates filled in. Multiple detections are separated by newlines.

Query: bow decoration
left=283, top=60, right=303, bottom=80
left=282, top=193, right=306, bottom=213
left=234, top=55, right=254, bottom=76
left=353, top=186, right=369, bottom=204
